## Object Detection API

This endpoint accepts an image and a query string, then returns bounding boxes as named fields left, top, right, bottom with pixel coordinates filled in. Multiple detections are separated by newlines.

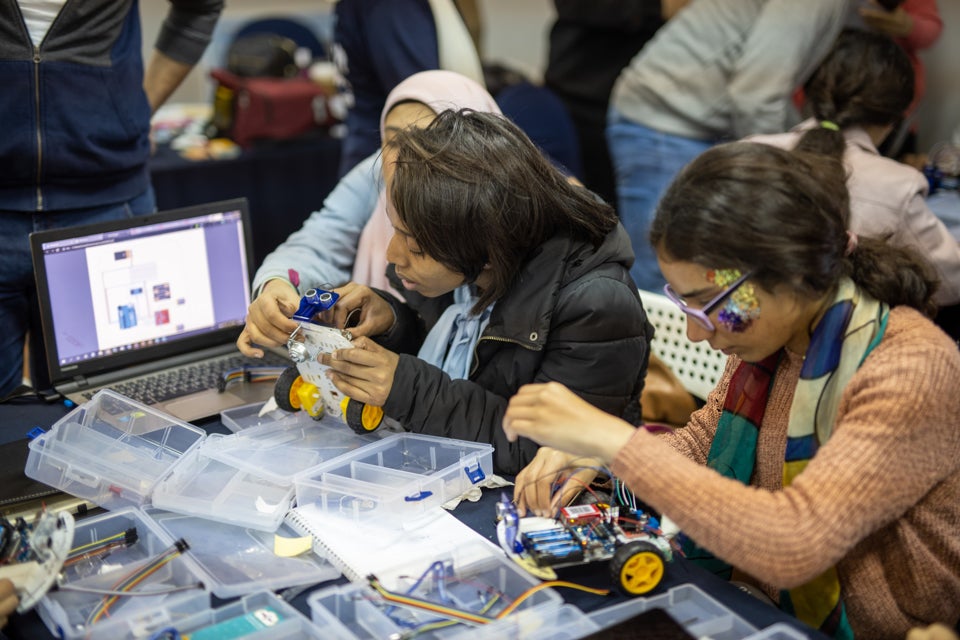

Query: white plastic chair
left=638, top=289, right=729, bottom=401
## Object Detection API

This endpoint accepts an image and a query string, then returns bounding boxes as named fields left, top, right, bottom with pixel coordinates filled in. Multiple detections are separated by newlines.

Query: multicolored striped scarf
left=681, top=278, right=888, bottom=639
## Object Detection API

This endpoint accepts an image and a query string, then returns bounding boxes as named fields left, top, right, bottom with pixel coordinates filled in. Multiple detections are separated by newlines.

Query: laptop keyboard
left=81, top=352, right=291, bottom=405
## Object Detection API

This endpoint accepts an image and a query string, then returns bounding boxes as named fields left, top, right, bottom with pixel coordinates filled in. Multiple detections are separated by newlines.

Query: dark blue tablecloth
left=0, top=399, right=823, bottom=639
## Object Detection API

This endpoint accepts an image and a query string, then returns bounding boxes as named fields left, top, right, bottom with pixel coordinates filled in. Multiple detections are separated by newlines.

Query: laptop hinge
left=71, top=375, right=88, bottom=387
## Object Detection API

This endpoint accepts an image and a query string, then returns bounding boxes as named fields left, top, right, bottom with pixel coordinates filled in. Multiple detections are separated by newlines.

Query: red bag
left=209, top=68, right=338, bottom=148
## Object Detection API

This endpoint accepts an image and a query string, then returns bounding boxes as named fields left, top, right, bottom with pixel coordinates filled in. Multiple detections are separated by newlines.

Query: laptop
left=30, top=198, right=290, bottom=422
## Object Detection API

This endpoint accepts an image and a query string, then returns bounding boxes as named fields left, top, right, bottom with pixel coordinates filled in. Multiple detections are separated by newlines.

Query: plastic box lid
left=24, top=389, right=206, bottom=511
left=149, top=434, right=296, bottom=532
left=307, top=543, right=563, bottom=639
left=294, top=433, right=494, bottom=523
left=203, top=414, right=385, bottom=485
left=219, top=401, right=316, bottom=433
left=586, top=583, right=758, bottom=640
left=172, top=591, right=327, bottom=639
left=36, top=507, right=209, bottom=640
left=446, top=604, right=600, bottom=640
left=145, top=509, right=339, bottom=599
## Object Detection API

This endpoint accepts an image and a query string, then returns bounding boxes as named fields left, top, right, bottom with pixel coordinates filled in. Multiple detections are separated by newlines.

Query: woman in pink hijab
left=353, top=70, right=502, bottom=295
left=238, top=70, right=500, bottom=355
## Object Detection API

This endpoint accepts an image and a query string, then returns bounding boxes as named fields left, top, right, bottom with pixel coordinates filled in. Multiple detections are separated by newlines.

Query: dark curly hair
left=384, top=108, right=618, bottom=313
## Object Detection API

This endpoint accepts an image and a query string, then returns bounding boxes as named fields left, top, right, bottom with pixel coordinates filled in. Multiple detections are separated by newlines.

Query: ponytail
left=795, top=29, right=913, bottom=157
left=846, top=236, right=939, bottom=316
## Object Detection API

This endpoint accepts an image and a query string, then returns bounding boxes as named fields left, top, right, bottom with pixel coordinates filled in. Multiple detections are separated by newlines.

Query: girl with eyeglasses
left=505, top=141, right=960, bottom=638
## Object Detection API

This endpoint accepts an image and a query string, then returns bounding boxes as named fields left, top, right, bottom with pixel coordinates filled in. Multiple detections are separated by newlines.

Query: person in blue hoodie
left=0, top=0, right=223, bottom=400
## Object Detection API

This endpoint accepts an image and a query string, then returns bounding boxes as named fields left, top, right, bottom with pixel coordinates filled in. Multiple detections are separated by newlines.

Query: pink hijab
left=350, top=70, right=502, bottom=297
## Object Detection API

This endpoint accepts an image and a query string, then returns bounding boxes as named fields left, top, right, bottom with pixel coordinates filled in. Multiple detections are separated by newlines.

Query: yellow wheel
left=611, top=540, right=666, bottom=596
left=341, top=397, right=384, bottom=434
left=274, top=367, right=303, bottom=412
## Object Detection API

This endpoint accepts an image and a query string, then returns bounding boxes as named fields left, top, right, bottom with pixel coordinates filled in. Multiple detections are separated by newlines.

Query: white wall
left=477, top=0, right=553, bottom=81
left=916, top=0, right=960, bottom=150
left=142, top=0, right=956, bottom=149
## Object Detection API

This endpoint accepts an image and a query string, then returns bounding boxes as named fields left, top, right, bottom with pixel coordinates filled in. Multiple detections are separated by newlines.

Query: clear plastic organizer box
left=145, top=508, right=338, bottom=599
left=219, top=401, right=317, bottom=433
left=36, top=507, right=209, bottom=640
left=24, top=390, right=205, bottom=511
left=150, top=412, right=386, bottom=530
left=586, top=583, right=809, bottom=640
left=446, top=604, right=601, bottom=640
left=149, top=434, right=296, bottom=532
left=307, top=544, right=563, bottom=640
left=294, top=433, right=494, bottom=523
left=169, top=591, right=327, bottom=638
left=204, top=413, right=386, bottom=486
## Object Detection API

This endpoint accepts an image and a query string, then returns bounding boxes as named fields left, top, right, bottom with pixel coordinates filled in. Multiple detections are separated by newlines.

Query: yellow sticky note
left=273, top=534, right=312, bottom=557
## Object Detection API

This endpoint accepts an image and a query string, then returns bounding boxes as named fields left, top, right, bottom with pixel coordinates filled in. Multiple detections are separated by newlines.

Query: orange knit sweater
left=610, top=307, right=960, bottom=638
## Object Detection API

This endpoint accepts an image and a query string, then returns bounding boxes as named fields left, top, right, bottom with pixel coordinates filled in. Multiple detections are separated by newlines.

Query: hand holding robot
left=272, top=287, right=387, bottom=433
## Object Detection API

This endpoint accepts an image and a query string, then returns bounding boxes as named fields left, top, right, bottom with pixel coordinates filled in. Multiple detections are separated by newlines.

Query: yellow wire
left=89, top=550, right=183, bottom=624
left=401, top=591, right=502, bottom=638
left=495, top=580, right=610, bottom=619
left=369, top=580, right=495, bottom=625
left=69, top=531, right=128, bottom=555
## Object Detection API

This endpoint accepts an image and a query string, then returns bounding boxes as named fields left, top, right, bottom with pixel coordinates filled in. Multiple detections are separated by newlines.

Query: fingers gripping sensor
left=292, top=288, right=340, bottom=322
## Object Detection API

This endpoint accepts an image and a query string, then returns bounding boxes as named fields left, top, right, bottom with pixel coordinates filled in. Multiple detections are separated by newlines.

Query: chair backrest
left=233, top=17, right=327, bottom=60
left=638, top=289, right=728, bottom=401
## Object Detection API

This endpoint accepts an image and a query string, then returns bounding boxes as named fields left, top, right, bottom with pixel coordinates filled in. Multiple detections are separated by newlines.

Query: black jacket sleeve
left=382, top=273, right=651, bottom=474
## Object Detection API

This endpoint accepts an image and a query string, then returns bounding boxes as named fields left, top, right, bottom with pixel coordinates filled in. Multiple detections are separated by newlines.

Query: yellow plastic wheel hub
left=618, top=550, right=665, bottom=595
left=340, top=397, right=385, bottom=433
left=295, top=380, right=323, bottom=418
left=286, top=375, right=305, bottom=410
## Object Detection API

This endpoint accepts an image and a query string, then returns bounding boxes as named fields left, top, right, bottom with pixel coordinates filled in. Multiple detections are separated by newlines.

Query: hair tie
left=820, top=120, right=840, bottom=131
left=845, top=230, right=858, bottom=256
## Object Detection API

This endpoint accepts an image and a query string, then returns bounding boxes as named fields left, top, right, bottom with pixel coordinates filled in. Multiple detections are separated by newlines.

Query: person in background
left=607, top=0, right=849, bottom=293
left=543, top=0, right=681, bottom=205
left=238, top=70, right=502, bottom=353
left=313, top=110, right=651, bottom=474
left=0, top=0, right=224, bottom=401
left=747, top=29, right=960, bottom=332
left=506, top=142, right=960, bottom=637
left=858, top=0, right=942, bottom=156
left=331, top=0, right=484, bottom=178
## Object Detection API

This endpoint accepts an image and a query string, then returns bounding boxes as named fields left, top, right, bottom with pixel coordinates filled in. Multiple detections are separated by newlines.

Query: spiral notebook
left=284, top=505, right=501, bottom=587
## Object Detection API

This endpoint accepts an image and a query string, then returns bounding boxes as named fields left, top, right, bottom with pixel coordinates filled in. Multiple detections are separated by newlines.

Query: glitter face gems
left=707, top=268, right=760, bottom=333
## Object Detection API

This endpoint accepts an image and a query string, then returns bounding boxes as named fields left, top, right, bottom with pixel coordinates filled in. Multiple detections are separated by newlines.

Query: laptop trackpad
left=160, top=385, right=275, bottom=423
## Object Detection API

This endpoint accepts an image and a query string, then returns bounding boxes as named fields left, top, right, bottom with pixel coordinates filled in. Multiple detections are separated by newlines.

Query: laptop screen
left=31, top=198, right=254, bottom=384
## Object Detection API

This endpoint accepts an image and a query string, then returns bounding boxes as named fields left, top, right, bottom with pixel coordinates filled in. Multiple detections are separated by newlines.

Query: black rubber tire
left=343, top=398, right=384, bottom=434
left=273, top=366, right=301, bottom=412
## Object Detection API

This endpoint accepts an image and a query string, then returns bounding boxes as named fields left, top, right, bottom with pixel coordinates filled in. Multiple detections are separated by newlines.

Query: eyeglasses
left=662, top=270, right=753, bottom=332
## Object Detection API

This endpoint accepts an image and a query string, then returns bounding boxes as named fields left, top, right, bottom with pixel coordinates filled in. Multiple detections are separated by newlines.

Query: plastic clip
left=464, top=463, right=486, bottom=484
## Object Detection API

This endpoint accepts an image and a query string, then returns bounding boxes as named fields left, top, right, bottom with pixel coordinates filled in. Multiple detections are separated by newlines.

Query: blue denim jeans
left=607, top=109, right=714, bottom=292
left=0, top=189, right=156, bottom=398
